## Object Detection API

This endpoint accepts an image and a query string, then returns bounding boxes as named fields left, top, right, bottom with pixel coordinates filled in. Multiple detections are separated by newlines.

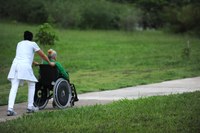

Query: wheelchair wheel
left=53, top=78, right=72, bottom=109
left=34, top=83, right=50, bottom=110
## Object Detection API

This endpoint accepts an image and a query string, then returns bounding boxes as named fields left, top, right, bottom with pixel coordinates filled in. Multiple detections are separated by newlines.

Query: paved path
left=0, top=77, right=200, bottom=122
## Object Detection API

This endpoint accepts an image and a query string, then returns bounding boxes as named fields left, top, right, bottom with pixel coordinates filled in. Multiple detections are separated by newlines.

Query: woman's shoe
left=27, top=106, right=39, bottom=113
left=7, top=110, right=17, bottom=116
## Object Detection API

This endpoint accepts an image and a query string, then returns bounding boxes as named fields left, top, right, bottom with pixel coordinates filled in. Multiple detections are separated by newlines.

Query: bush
left=26, top=0, right=48, bottom=24
left=35, top=23, right=58, bottom=45
left=119, top=7, right=141, bottom=31
left=0, top=0, right=140, bottom=30
left=163, top=3, right=200, bottom=36
left=80, top=1, right=119, bottom=29
left=45, top=0, right=139, bottom=30
left=0, top=0, right=48, bottom=24
left=45, top=0, right=82, bottom=28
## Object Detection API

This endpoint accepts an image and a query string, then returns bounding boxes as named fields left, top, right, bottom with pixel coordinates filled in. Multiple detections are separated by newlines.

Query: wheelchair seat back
left=39, top=64, right=59, bottom=87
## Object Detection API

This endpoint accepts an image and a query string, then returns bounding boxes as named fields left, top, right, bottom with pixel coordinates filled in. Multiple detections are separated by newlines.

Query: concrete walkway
left=0, top=77, right=200, bottom=122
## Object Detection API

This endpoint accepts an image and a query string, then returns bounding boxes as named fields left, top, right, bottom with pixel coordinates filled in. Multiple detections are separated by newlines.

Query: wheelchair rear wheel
left=53, top=78, right=72, bottom=109
left=34, top=83, right=50, bottom=110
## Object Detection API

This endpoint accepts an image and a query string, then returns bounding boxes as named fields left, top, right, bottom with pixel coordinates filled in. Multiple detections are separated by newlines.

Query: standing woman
left=7, top=31, right=55, bottom=116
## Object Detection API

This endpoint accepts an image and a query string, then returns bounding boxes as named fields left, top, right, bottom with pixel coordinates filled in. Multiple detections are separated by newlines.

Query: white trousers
left=8, top=75, right=36, bottom=110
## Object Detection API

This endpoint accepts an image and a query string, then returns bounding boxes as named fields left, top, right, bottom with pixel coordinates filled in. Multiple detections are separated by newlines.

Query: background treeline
left=0, top=0, right=200, bottom=35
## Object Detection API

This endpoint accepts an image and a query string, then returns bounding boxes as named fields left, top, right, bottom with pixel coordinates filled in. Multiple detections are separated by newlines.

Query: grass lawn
left=0, top=91, right=199, bottom=133
left=0, top=21, right=200, bottom=105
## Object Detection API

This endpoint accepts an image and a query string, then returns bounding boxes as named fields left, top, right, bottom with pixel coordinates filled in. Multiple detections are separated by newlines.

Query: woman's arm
left=36, top=50, right=55, bottom=66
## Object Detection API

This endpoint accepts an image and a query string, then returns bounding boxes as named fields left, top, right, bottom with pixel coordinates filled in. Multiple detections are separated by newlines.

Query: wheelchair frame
left=34, top=64, right=76, bottom=109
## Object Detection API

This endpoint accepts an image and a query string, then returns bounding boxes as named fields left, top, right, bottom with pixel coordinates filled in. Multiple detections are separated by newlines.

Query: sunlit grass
left=0, top=91, right=199, bottom=133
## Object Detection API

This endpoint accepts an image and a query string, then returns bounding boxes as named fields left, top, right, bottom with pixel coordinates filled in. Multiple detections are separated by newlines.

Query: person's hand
left=49, top=62, right=55, bottom=67
left=33, top=61, right=40, bottom=66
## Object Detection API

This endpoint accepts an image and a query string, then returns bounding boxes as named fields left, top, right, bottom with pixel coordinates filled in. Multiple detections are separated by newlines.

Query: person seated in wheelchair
left=43, top=49, right=79, bottom=102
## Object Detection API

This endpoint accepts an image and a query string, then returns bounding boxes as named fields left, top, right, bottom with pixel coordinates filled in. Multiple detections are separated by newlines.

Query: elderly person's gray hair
left=48, top=49, right=57, bottom=59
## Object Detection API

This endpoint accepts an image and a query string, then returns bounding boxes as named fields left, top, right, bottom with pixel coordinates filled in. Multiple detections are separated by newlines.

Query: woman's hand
left=33, top=61, right=40, bottom=66
left=49, top=62, right=55, bottom=67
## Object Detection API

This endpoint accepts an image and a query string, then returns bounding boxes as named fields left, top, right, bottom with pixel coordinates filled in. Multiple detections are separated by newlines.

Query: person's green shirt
left=43, top=60, right=69, bottom=80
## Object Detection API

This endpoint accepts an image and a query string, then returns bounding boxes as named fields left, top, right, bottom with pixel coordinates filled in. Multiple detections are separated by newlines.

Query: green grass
left=0, top=91, right=199, bottom=133
left=0, top=21, right=200, bottom=105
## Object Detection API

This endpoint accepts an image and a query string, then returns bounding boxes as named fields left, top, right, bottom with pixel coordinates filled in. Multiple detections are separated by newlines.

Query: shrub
left=119, top=7, right=141, bottom=31
left=26, top=0, right=48, bottom=24
left=80, top=1, right=118, bottom=29
left=0, top=0, right=48, bottom=24
left=45, top=0, right=136, bottom=30
left=35, top=23, right=58, bottom=45
left=163, top=3, right=200, bottom=37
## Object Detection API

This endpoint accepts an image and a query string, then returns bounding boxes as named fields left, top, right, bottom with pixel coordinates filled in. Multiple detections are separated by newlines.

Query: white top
left=7, top=40, right=40, bottom=82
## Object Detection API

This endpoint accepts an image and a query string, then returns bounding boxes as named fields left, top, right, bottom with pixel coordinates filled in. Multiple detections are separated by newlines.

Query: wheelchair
left=34, top=64, right=78, bottom=109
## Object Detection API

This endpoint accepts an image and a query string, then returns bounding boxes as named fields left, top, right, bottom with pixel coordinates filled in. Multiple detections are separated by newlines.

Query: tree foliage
left=35, top=23, right=58, bottom=45
left=163, top=3, right=200, bottom=35
left=0, top=0, right=48, bottom=24
left=0, top=0, right=199, bottom=36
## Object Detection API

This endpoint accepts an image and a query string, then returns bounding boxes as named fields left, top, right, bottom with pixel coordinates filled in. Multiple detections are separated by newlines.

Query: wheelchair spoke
left=34, top=84, right=49, bottom=110
left=53, top=78, right=72, bottom=109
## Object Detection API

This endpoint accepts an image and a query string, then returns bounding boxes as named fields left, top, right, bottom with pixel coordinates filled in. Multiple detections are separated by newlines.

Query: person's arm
left=36, top=50, right=55, bottom=66
left=56, top=62, right=69, bottom=80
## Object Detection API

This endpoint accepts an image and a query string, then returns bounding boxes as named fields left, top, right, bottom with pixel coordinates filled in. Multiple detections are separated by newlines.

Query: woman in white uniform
left=7, top=31, right=55, bottom=116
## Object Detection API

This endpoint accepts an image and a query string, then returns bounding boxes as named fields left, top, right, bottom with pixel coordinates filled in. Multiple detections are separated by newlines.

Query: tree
left=135, top=0, right=168, bottom=29
left=163, top=1, right=200, bottom=36
left=0, top=0, right=48, bottom=24
left=35, top=23, right=58, bottom=45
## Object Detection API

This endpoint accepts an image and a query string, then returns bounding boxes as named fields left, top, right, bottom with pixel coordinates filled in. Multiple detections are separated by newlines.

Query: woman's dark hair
left=24, top=31, right=33, bottom=41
